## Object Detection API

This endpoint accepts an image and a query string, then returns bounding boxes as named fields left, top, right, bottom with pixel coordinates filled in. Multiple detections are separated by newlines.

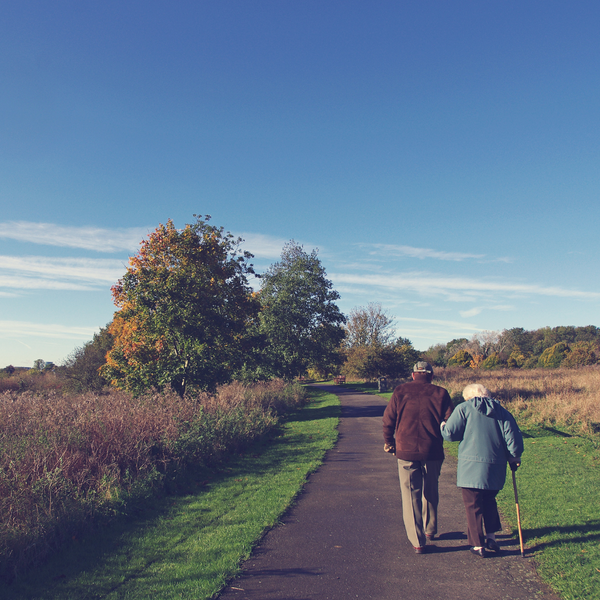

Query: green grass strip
left=496, top=433, right=600, bottom=600
left=0, top=388, right=340, bottom=600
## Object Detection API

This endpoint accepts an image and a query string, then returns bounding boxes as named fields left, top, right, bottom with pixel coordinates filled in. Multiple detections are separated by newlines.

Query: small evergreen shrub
left=537, top=342, right=569, bottom=368
left=562, top=341, right=599, bottom=367
left=480, top=352, right=503, bottom=370
left=448, top=349, right=473, bottom=368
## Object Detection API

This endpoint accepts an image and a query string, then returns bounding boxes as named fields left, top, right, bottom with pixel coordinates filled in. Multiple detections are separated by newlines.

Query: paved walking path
left=218, top=385, right=559, bottom=600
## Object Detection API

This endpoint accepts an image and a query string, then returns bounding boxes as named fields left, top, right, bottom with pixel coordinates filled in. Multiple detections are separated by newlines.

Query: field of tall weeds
left=0, top=380, right=306, bottom=581
left=433, top=365, right=600, bottom=434
left=0, top=371, right=64, bottom=394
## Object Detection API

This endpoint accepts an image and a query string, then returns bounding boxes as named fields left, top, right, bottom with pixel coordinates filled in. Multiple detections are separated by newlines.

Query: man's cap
left=413, top=361, right=433, bottom=373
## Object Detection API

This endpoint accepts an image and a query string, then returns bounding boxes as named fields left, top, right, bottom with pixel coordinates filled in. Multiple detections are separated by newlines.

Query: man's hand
left=384, top=443, right=396, bottom=455
left=509, top=457, right=521, bottom=472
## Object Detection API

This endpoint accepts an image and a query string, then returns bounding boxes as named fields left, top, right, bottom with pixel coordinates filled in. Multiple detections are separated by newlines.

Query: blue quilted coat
left=441, top=397, right=524, bottom=490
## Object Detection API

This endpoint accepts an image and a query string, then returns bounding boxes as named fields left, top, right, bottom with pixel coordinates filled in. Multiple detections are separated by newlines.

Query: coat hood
left=469, top=396, right=501, bottom=417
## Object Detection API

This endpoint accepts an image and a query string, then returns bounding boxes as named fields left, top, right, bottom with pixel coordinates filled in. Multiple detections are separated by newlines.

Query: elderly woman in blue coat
left=441, top=383, right=524, bottom=557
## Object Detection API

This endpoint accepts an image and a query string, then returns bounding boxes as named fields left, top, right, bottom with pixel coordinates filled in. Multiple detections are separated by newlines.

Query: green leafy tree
left=257, top=241, right=346, bottom=379
left=537, top=342, right=569, bottom=368
left=562, top=341, right=599, bottom=368
left=341, top=346, right=377, bottom=381
left=499, top=328, right=535, bottom=356
left=421, top=343, right=449, bottom=367
left=480, top=352, right=503, bottom=370
left=574, top=325, right=600, bottom=343
left=446, top=338, right=469, bottom=355
left=101, top=216, right=260, bottom=396
left=428, top=338, right=470, bottom=367
left=382, top=339, right=420, bottom=378
left=62, top=326, right=114, bottom=392
left=448, top=349, right=473, bottom=368
left=342, top=342, right=419, bottom=381
left=506, top=345, right=528, bottom=368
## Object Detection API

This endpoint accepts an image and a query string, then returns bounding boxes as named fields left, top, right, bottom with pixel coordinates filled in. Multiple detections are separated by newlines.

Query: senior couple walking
left=382, top=361, right=524, bottom=557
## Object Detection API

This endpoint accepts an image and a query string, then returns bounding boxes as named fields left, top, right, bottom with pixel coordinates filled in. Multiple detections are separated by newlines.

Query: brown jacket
left=382, top=380, right=454, bottom=461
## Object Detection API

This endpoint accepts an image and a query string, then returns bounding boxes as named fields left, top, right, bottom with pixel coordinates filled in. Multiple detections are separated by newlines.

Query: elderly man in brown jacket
left=382, top=361, right=454, bottom=554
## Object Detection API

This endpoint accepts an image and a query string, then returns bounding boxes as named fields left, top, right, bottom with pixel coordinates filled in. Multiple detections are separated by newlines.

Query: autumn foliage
left=102, top=216, right=260, bottom=396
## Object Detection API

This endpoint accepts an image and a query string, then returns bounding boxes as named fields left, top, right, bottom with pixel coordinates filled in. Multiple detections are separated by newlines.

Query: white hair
left=462, top=383, right=492, bottom=401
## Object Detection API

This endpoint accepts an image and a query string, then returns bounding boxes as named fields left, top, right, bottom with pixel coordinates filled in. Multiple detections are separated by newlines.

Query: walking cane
left=511, top=467, right=525, bottom=557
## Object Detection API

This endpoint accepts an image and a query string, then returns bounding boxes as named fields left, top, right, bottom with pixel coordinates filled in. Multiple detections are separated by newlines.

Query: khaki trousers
left=397, top=459, right=443, bottom=549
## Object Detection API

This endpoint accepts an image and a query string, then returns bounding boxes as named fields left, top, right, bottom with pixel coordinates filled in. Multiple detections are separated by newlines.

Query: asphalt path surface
left=218, top=385, right=559, bottom=600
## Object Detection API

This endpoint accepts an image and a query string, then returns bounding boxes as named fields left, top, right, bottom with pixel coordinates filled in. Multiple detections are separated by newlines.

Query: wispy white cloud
left=364, top=244, right=485, bottom=262
left=395, top=316, right=483, bottom=330
left=237, top=232, right=289, bottom=259
left=361, top=243, right=513, bottom=264
left=459, top=304, right=515, bottom=318
left=331, top=271, right=600, bottom=301
left=0, top=321, right=98, bottom=340
left=0, top=221, right=301, bottom=265
left=0, top=221, right=149, bottom=253
left=0, top=256, right=127, bottom=294
left=388, top=316, right=486, bottom=347
left=0, top=256, right=126, bottom=284
left=0, top=276, right=97, bottom=291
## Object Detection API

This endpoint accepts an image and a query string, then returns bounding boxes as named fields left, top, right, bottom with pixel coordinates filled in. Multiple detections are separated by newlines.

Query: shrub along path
left=218, top=385, right=559, bottom=600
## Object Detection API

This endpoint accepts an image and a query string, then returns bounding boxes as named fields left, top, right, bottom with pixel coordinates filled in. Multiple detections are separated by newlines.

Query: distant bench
left=334, top=375, right=346, bottom=385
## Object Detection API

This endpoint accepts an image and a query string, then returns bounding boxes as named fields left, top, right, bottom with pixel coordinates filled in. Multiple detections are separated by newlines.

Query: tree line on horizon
left=422, top=325, right=600, bottom=370
left=3, top=214, right=598, bottom=393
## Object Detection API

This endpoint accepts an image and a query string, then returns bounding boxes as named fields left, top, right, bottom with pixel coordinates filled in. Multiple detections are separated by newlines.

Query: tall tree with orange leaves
left=101, top=215, right=260, bottom=396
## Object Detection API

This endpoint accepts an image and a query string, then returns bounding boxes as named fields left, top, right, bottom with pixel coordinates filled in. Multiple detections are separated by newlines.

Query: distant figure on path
left=382, top=361, right=454, bottom=554
left=441, top=383, right=524, bottom=558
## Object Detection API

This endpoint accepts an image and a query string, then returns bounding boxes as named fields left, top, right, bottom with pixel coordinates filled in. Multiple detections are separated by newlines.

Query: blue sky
left=1, top=1, right=599, bottom=368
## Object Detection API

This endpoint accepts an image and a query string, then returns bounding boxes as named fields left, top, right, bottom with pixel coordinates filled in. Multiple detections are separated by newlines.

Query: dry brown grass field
left=0, top=371, right=64, bottom=393
left=433, top=365, right=600, bottom=434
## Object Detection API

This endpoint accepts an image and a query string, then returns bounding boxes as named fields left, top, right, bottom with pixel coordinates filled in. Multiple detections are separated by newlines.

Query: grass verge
left=499, top=431, right=600, bottom=600
left=0, top=387, right=340, bottom=600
